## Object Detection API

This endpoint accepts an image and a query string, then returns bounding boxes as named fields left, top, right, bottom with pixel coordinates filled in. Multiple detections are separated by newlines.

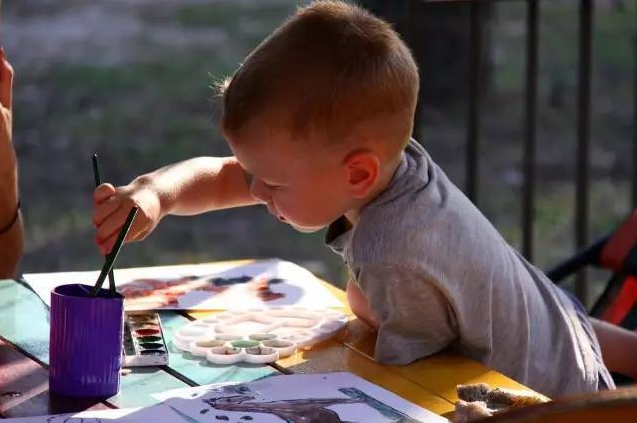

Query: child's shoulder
left=352, top=156, right=502, bottom=270
left=347, top=154, right=521, bottom=293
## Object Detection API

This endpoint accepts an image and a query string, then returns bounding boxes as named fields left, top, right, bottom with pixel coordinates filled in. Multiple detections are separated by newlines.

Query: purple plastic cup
left=49, top=283, right=124, bottom=397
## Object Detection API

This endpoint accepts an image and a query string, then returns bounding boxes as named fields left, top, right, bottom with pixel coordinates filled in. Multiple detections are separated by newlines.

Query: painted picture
left=7, top=373, right=448, bottom=423
left=151, top=373, right=448, bottom=423
left=117, top=274, right=286, bottom=310
left=196, top=385, right=421, bottom=422
left=24, top=260, right=342, bottom=311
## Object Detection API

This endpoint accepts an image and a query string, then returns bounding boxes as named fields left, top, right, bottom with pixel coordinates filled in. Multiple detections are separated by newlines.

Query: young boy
left=93, top=1, right=636, bottom=397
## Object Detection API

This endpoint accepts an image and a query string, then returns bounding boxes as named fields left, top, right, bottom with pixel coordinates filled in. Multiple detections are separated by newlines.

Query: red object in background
left=600, top=210, right=637, bottom=272
left=599, top=276, right=637, bottom=326
left=591, top=209, right=637, bottom=330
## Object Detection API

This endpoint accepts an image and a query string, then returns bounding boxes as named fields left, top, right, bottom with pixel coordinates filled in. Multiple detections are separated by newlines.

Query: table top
left=0, top=261, right=542, bottom=420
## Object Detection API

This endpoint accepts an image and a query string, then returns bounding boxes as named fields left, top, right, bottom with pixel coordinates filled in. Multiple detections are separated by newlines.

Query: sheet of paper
left=3, top=408, right=142, bottom=423
left=23, top=259, right=342, bottom=311
left=4, top=373, right=448, bottom=423
left=151, top=372, right=449, bottom=423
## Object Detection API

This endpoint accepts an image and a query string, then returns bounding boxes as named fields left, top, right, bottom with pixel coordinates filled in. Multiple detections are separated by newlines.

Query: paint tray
left=123, top=312, right=169, bottom=366
left=173, top=307, right=348, bottom=365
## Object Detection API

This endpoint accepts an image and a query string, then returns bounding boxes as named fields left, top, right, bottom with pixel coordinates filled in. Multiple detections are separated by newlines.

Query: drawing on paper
left=23, top=259, right=343, bottom=311
left=151, top=373, right=445, bottom=423
left=8, top=373, right=447, bottom=423
left=202, top=386, right=423, bottom=423
left=119, top=275, right=285, bottom=309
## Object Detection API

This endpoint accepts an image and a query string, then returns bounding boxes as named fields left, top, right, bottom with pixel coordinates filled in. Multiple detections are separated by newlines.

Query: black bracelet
left=0, top=200, right=20, bottom=236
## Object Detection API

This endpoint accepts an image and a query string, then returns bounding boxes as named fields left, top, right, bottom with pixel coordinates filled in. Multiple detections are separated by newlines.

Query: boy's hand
left=0, top=48, right=15, bottom=173
left=93, top=181, right=162, bottom=255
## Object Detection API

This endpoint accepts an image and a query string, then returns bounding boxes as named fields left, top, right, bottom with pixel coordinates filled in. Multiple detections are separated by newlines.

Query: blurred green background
left=5, top=0, right=636, bottom=298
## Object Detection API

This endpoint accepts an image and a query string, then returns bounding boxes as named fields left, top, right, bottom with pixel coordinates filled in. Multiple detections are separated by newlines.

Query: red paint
left=136, top=329, right=159, bottom=336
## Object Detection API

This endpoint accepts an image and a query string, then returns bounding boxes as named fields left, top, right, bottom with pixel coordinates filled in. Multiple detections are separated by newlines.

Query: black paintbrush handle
left=91, top=207, right=138, bottom=296
left=92, top=154, right=117, bottom=296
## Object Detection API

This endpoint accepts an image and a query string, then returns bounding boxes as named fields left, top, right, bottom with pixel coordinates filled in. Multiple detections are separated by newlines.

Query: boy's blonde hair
left=220, top=1, right=419, bottom=153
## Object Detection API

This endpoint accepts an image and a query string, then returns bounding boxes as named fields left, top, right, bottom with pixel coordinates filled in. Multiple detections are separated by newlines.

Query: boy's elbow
left=346, top=280, right=379, bottom=330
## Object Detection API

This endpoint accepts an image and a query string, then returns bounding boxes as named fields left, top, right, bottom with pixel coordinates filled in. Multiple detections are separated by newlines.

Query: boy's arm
left=352, top=263, right=458, bottom=365
left=137, top=156, right=258, bottom=216
left=346, top=280, right=379, bottom=330
left=591, top=317, right=637, bottom=379
left=93, top=156, right=259, bottom=254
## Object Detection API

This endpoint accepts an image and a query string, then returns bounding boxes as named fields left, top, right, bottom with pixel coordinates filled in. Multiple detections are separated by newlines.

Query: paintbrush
left=92, top=154, right=117, bottom=296
left=91, top=207, right=138, bottom=297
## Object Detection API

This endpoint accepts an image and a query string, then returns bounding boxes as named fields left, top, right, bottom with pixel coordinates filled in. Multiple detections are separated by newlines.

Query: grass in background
left=10, top=0, right=636, bottom=297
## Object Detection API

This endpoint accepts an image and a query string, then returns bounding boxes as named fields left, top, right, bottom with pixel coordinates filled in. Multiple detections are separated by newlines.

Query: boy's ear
left=344, top=149, right=380, bottom=198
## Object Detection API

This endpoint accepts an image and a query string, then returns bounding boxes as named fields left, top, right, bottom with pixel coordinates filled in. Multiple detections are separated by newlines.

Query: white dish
left=173, top=307, right=348, bottom=364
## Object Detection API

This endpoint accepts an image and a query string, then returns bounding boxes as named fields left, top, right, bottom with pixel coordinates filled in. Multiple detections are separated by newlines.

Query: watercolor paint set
left=123, top=312, right=169, bottom=366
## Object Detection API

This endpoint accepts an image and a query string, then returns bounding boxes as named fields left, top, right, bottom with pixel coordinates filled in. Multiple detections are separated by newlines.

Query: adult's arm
left=0, top=48, right=23, bottom=278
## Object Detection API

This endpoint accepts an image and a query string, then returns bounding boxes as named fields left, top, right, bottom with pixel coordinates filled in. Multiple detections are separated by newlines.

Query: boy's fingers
left=129, top=227, right=150, bottom=242
left=94, top=206, right=131, bottom=246
left=96, top=233, right=118, bottom=256
left=93, top=183, right=117, bottom=205
left=93, top=198, right=122, bottom=227
left=96, top=220, right=145, bottom=255
left=0, top=49, right=14, bottom=111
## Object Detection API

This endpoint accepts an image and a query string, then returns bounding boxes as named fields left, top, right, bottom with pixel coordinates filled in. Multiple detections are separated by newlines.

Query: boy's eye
left=263, top=181, right=283, bottom=190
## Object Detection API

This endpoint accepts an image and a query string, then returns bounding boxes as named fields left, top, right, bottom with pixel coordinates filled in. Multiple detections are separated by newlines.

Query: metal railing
left=389, top=0, right=637, bottom=303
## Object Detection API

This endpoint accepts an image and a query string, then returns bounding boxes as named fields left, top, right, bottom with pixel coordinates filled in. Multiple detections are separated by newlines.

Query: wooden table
left=0, top=262, right=542, bottom=420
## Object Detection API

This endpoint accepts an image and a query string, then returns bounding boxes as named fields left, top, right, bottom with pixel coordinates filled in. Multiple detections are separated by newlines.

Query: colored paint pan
left=139, top=342, right=164, bottom=350
left=123, top=312, right=169, bottom=366
left=137, top=336, right=162, bottom=342
left=136, top=328, right=160, bottom=336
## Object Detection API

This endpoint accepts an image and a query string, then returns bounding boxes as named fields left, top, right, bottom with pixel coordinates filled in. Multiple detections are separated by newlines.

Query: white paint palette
left=173, top=307, right=348, bottom=365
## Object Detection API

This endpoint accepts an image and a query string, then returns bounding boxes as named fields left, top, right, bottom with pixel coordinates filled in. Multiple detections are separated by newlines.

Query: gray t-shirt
left=325, top=140, right=614, bottom=397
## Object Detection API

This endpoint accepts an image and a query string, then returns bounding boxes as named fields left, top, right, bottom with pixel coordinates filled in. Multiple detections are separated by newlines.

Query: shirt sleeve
left=353, top=263, right=458, bottom=365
